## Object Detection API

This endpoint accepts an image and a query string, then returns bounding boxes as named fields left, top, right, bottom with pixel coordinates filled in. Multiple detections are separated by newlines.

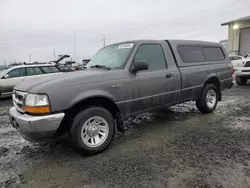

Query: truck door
left=126, top=43, right=181, bottom=114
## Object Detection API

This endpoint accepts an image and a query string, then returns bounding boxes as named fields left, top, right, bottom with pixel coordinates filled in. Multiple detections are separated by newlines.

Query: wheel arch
left=203, top=74, right=221, bottom=101
left=60, top=91, right=124, bottom=134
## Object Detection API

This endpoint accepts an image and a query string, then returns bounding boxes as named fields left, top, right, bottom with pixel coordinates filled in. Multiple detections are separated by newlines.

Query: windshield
left=86, top=43, right=134, bottom=69
left=0, top=68, right=10, bottom=78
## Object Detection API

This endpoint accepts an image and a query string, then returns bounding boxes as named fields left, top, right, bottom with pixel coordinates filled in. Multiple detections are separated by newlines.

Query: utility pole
left=103, top=36, right=106, bottom=47
left=53, top=48, right=56, bottom=59
left=4, top=60, right=6, bottom=66
left=29, top=54, right=32, bottom=63
left=74, top=32, right=76, bottom=61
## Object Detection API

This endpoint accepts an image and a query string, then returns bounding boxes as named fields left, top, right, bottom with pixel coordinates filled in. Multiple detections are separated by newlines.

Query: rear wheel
left=196, top=84, right=218, bottom=113
left=70, top=107, right=115, bottom=155
left=236, top=76, right=247, bottom=85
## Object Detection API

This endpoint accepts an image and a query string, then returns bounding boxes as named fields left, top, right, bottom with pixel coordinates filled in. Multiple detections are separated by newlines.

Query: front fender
left=68, top=89, right=117, bottom=109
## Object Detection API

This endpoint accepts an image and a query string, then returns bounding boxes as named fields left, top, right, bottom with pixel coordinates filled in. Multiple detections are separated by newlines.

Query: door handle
left=166, top=74, right=173, bottom=79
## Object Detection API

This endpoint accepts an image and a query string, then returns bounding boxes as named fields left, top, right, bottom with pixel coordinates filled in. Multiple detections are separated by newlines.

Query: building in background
left=220, top=39, right=228, bottom=52
left=221, top=16, right=250, bottom=56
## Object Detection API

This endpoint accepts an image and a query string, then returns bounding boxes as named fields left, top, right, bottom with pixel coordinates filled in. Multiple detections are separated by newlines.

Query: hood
left=244, top=57, right=250, bottom=62
left=14, top=69, right=126, bottom=93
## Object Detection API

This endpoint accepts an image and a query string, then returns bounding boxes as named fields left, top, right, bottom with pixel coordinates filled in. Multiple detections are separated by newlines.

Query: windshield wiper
left=90, top=64, right=111, bottom=70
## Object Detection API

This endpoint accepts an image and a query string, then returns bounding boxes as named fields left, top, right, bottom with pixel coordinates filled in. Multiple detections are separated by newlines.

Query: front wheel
left=236, top=76, right=247, bottom=85
left=70, top=107, right=115, bottom=155
left=196, top=84, right=218, bottom=114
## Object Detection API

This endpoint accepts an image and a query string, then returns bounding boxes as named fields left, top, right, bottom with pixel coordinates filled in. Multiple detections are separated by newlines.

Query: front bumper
left=9, top=107, right=65, bottom=142
left=235, top=68, right=250, bottom=77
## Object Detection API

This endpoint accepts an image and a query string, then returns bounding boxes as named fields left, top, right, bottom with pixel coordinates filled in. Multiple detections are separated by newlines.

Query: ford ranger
left=9, top=40, right=233, bottom=155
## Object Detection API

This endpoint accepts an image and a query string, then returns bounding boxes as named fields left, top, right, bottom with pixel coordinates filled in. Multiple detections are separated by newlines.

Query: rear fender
left=203, top=74, right=221, bottom=101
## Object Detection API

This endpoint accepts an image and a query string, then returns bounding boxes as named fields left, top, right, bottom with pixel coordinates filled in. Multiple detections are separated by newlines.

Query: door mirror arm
left=130, top=60, right=149, bottom=73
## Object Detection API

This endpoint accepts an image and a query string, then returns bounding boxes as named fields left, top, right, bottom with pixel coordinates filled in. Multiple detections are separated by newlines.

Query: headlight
left=24, top=94, right=51, bottom=114
left=236, top=63, right=243, bottom=67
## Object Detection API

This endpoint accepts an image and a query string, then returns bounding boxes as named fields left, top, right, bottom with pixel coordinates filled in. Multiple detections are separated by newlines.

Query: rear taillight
left=229, top=63, right=234, bottom=75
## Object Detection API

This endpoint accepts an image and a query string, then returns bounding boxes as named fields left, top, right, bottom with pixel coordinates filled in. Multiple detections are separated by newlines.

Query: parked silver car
left=0, top=64, right=61, bottom=98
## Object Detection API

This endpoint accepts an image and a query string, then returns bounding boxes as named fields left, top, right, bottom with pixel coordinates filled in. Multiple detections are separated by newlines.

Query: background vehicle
left=235, top=57, right=250, bottom=85
left=229, top=55, right=244, bottom=68
left=244, top=53, right=250, bottom=58
left=0, top=65, right=8, bottom=73
left=49, top=55, right=85, bottom=72
left=82, top=59, right=91, bottom=66
left=0, top=64, right=62, bottom=98
left=9, top=40, right=233, bottom=155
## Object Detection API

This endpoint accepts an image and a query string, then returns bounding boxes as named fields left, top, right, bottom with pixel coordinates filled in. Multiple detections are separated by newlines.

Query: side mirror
left=130, top=60, right=149, bottom=73
left=3, top=74, right=9, bottom=79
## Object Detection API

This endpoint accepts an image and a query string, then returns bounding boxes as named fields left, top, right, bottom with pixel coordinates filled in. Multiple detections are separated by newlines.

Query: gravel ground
left=1, top=84, right=250, bottom=188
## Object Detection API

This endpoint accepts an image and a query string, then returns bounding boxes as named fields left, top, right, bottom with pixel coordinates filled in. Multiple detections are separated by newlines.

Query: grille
left=245, top=61, right=250, bottom=67
left=12, top=90, right=27, bottom=113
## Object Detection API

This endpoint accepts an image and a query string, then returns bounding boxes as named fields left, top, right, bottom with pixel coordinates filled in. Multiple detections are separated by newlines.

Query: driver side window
left=134, top=44, right=167, bottom=70
left=7, top=68, right=26, bottom=78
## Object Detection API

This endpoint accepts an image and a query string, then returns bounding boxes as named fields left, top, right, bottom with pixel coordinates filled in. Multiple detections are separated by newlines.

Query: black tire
left=70, top=107, right=115, bottom=155
left=196, top=84, right=218, bottom=114
left=236, top=76, right=247, bottom=85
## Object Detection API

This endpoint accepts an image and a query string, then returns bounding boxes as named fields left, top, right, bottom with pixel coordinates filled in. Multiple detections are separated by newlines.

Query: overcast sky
left=0, top=0, right=250, bottom=64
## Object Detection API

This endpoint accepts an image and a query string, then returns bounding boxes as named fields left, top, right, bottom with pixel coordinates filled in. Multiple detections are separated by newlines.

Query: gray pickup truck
left=9, top=40, right=233, bottom=155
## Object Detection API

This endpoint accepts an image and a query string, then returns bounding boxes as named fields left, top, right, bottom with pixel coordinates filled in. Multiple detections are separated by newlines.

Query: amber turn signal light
left=24, top=105, right=51, bottom=114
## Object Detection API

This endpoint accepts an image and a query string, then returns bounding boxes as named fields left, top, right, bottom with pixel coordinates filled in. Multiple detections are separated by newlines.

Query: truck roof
left=167, top=39, right=221, bottom=46
left=108, top=39, right=221, bottom=46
